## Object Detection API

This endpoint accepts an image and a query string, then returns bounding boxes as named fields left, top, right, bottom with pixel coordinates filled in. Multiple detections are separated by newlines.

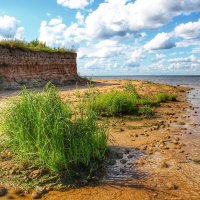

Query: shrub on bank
left=1, top=84, right=107, bottom=176
left=87, top=82, right=177, bottom=117
left=139, top=105, right=154, bottom=118
left=88, top=82, right=161, bottom=117
left=123, top=81, right=140, bottom=98
left=138, top=98, right=160, bottom=107
left=89, top=90, right=138, bottom=116
left=155, top=93, right=177, bottom=102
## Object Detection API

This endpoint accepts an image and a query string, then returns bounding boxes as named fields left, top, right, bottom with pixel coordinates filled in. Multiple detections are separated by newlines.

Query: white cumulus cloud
left=57, top=0, right=92, bottom=9
left=174, top=19, right=200, bottom=39
left=84, top=0, right=200, bottom=39
left=0, top=15, right=24, bottom=40
left=144, top=32, right=175, bottom=50
left=39, top=17, right=85, bottom=47
left=76, top=11, right=84, bottom=25
left=169, top=55, right=199, bottom=63
left=146, top=18, right=200, bottom=50
left=156, top=54, right=166, bottom=59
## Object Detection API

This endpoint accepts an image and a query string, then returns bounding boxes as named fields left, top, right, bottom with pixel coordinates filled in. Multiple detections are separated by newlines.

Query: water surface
left=92, top=75, right=200, bottom=87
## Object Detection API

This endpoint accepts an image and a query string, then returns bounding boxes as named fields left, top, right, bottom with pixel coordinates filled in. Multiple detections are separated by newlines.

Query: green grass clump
left=139, top=105, right=154, bottom=118
left=155, top=93, right=177, bottom=102
left=88, top=81, right=141, bottom=116
left=89, top=90, right=138, bottom=116
left=88, top=82, right=160, bottom=117
left=0, top=39, right=75, bottom=53
left=1, top=84, right=107, bottom=176
left=138, top=98, right=160, bottom=107
left=123, top=81, right=140, bottom=98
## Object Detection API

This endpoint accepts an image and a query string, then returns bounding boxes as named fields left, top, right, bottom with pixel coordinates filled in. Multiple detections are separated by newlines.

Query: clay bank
left=0, top=45, right=80, bottom=90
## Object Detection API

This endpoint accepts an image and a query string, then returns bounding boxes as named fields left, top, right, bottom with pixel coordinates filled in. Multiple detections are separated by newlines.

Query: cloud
left=146, top=19, right=200, bottom=50
left=151, top=53, right=166, bottom=62
left=84, top=0, right=200, bottom=39
left=78, top=39, right=125, bottom=59
left=168, top=60, right=200, bottom=71
left=156, top=54, right=166, bottom=59
left=129, top=49, right=146, bottom=62
left=148, top=54, right=200, bottom=73
left=38, top=2, right=200, bottom=75
left=76, top=12, right=84, bottom=25
left=126, top=60, right=140, bottom=68
left=80, top=56, right=124, bottom=75
left=39, top=17, right=85, bottom=47
left=175, top=19, right=200, bottom=40
left=57, top=0, right=92, bottom=9
left=147, top=18, right=200, bottom=50
left=192, top=47, right=200, bottom=54
left=0, top=15, right=24, bottom=40
left=174, top=19, right=200, bottom=39
left=148, top=59, right=166, bottom=71
left=144, top=32, right=175, bottom=50
left=160, top=55, right=200, bottom=72
left=169, top=55, right=199, bottom=63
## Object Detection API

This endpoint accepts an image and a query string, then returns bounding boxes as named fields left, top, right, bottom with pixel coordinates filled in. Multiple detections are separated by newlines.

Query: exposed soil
left=0, top=80, right=200, bottom=200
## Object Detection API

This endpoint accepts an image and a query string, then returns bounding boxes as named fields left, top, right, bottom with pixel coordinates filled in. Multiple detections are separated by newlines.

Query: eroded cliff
left=0, top=46, right=80, bottom=89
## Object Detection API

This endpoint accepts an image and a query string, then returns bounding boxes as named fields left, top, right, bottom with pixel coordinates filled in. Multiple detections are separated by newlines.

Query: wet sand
left=0, top=80, right=200, bottom=200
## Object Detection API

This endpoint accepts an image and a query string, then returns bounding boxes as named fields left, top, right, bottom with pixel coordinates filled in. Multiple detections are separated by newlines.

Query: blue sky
left=0, top=0, right=200, bottom=76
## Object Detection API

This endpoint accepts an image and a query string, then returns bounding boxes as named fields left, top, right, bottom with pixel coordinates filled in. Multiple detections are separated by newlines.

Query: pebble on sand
left=0, top=187, right=7, bottom=197
left=166, top=183, right=179, bottom=190
left=31, top=191, right=42, bottom=199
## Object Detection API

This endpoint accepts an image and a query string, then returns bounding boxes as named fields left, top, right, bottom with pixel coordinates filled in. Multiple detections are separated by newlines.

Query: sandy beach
left=0, top=79, right=200, bottom=200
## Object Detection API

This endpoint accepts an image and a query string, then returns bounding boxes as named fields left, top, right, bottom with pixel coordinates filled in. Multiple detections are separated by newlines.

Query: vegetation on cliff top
left=0, top=39, right=76, bottom=53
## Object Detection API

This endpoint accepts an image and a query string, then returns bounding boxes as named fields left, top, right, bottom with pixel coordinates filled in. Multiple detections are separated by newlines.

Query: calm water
left=92, top=76, right=200, bottom=87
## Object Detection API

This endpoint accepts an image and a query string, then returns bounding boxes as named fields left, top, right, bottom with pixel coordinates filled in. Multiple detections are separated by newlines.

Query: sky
left=0, top=0, right=200, bottom=76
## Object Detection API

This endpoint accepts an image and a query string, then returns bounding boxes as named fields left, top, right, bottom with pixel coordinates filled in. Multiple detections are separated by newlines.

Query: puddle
left=104, top=147, right=146, bottom=183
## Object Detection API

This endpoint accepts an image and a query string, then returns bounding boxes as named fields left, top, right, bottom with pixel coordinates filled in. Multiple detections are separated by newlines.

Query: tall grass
left=155, top=93, right=177, bottom=102
left=138, top=98, right=160, bottom=107
left=88, top=82, right=177, bottom=117
left=1, top=84, right=107, bottom=176
left=0, top=39, right=75, bottom=53
left=138, top=105, right=154, bottom=118
left=89, top=90, right=138, bottom=116
left=124, top=81, right=140, bottom=98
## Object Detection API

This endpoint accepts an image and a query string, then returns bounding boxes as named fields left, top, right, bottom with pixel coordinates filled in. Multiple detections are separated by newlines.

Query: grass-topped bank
left=0, top=39, right=75, bottom=53
left=1, top=84, right=107, bottom=179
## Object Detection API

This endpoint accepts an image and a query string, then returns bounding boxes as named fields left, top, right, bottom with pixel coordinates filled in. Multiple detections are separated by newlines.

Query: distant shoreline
left=88, top=76, right=200, bottom=87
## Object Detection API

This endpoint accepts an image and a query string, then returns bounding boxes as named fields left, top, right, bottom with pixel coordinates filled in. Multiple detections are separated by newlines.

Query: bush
left=90, top=90, right=138, bottom=116
left=139, top=105, right=154, bottom=118
left=123, top=81, right=140, bottom=98
left=155, top=93, right=177, bottom=102
left=138, top=98, right=160, bottom=107
left=1, top=84, right=107, bottom=175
